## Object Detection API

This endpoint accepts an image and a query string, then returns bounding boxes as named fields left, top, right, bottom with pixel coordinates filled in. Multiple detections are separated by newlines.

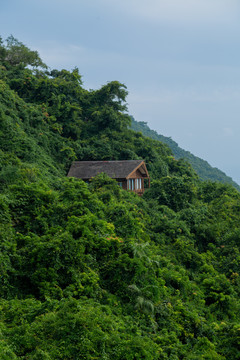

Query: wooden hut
left=67, top=160, right=150, bottom=195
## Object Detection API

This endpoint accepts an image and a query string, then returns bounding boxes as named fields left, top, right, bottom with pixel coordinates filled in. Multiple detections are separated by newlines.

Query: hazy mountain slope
left=131, top=117, right=240, bottom=191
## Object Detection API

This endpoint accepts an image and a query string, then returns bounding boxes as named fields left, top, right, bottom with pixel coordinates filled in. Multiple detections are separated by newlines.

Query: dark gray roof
left=67, top=160, right=148, bottom=179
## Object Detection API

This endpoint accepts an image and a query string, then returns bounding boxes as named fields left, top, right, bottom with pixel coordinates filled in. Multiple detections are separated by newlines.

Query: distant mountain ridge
left=131, top=117, right=240, bottom=191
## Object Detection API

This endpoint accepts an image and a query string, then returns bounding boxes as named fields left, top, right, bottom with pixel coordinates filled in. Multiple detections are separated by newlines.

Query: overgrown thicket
left=0, top=36, right=240, bottom=359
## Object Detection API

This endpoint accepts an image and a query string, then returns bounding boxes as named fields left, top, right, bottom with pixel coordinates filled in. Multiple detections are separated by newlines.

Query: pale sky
left=1, top=0, right=240, bottom=184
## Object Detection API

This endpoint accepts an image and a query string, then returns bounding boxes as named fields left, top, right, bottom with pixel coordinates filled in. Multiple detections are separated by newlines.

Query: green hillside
left=131, top=117, right=240, bottom=191
left=1, top=36, right=240, bottom=359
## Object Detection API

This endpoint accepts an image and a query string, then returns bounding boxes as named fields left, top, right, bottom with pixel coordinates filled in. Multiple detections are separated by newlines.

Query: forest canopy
left=0, top=36, right=240, bottom=359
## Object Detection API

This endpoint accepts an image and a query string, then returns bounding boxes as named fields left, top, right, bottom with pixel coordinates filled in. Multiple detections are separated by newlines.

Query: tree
left=145, top=176, right=197, bottom=212
left=4, top=35, right=47, bottom=68
left=85, top=81, right=131, bottom=133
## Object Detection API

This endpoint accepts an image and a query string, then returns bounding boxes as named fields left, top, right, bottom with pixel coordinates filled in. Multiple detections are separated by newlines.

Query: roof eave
left=126, top=160, right=150, bottom=179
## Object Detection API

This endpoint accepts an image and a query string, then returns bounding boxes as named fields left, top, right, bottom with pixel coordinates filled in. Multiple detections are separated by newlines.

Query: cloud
left=101, top=0, right=239, bottom=26
left=35, top=42, right=111, bottom=68
left=27, top=0, right=239, bottom=28
left=223, top=127, right=234, bottom=137
left=34, top=41, right=134, bottom=87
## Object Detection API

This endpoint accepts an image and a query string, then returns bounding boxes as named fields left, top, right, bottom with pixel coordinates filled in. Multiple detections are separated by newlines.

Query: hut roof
left=67, top=160, right=149, bottom=179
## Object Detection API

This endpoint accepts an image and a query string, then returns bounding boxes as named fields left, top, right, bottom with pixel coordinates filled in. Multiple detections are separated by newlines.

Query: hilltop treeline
left=0, top=36, right=240, bottom=359
left=131, top=117, right=240, bottom=190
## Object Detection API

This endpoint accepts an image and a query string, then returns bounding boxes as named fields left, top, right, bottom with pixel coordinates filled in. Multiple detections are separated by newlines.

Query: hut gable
left=67, top=160, right=150, bottom=194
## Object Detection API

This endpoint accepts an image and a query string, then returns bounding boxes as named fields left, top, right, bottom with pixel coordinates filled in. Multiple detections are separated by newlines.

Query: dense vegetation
left=131, top=118, right=240, bottom=190
left=0, top=36, right=240, bottom=359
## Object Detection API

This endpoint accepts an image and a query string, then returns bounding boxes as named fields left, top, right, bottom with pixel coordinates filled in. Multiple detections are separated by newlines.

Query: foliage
left=1, top=35, right=47, bottom=69
left=0, top=35, right=240, bottom=358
